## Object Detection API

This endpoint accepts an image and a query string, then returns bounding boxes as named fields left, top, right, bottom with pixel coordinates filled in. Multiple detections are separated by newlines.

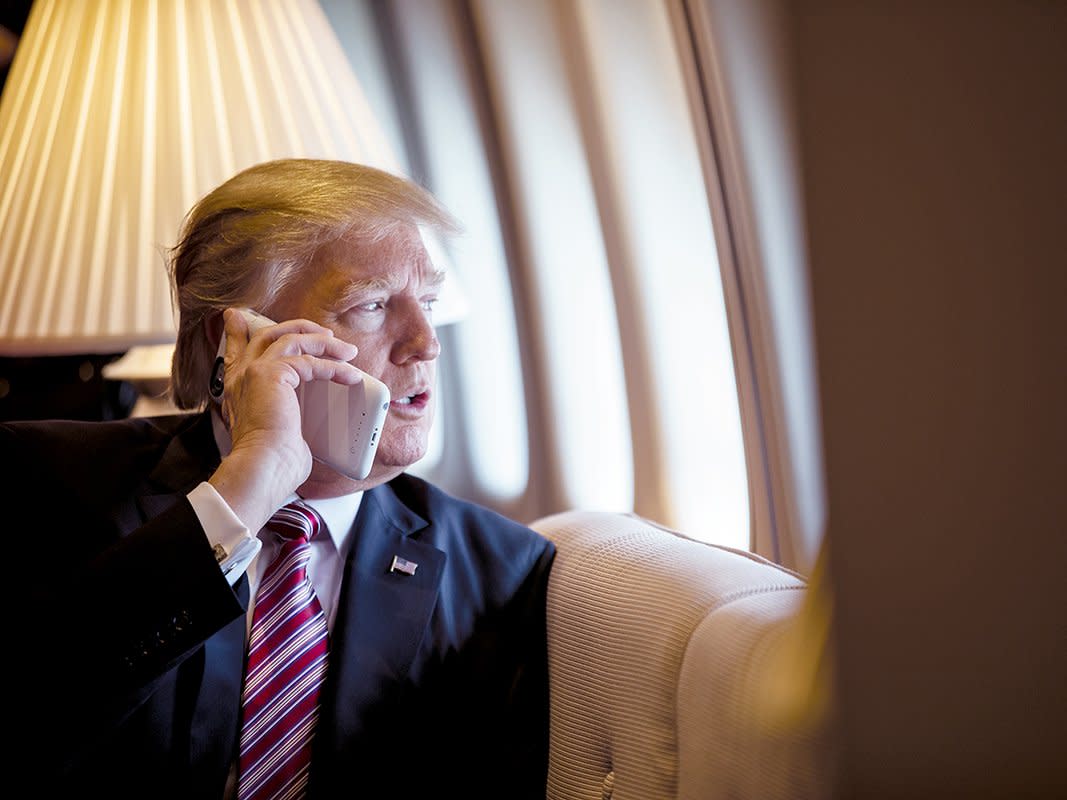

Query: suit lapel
left=317, top=480, right=446, bottom=755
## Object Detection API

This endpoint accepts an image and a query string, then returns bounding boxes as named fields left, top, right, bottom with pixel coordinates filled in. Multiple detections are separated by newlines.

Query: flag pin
left=389, top=555, right=418, bottom=576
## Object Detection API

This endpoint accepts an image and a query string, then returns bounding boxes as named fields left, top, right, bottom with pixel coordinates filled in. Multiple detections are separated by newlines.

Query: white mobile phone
left=208, top=308, right=391, bottom=480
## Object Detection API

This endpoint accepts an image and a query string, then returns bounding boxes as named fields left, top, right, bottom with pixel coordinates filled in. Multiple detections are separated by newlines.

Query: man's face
left=266, top=223, right=442, bottom=491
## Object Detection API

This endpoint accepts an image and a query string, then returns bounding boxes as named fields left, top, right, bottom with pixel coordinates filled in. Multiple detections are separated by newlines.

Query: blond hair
left=167, top=158, right=458, bottom=409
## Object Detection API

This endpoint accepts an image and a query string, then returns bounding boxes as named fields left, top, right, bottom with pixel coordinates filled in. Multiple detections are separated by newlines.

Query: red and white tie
left=238, top=502, right=329, bottom=800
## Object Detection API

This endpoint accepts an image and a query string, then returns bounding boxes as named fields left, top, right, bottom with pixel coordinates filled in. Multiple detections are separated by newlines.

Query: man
left=8, top=159, right=555, bottom=799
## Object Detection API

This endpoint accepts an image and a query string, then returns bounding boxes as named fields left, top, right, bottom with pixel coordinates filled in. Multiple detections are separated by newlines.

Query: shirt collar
left=299, top=492, right=362, bottom=559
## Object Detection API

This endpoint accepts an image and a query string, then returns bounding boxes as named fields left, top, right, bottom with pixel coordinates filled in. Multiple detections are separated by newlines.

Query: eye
left=356, top=300, right=386, bottom=312
left=421, top=297, right=439, bottom=312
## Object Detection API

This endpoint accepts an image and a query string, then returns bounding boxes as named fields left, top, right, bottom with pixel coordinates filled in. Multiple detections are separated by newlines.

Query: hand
left=208, top=308, right=362, bottom=532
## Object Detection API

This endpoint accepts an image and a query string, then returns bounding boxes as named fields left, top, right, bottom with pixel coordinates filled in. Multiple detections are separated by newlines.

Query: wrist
left=209, top=447, right=306, bottom=533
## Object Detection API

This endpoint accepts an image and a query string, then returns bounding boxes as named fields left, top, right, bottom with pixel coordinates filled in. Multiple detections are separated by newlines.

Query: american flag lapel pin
left=389, top=555, right=418, bottom=576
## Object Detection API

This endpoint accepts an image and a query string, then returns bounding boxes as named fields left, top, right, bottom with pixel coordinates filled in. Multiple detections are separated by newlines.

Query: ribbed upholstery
left=531, top=510, right=830, bottom=800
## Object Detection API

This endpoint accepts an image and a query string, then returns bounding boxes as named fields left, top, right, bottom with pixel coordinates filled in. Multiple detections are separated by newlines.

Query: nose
left=391, top=300, right=440, bottom=365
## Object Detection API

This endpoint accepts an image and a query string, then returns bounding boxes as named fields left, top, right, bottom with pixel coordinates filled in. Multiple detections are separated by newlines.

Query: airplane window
left=561, top=0, right=748, bottom=547
left=472, top=0, right=634, bottom=513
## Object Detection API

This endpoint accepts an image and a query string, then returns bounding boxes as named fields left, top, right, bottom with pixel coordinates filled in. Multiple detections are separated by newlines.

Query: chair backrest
left=531, top=510, right=833, bottom=800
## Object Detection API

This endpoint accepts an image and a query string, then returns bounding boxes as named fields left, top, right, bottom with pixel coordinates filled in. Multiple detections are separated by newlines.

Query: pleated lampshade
left=0, top=0, right=464, bottom=361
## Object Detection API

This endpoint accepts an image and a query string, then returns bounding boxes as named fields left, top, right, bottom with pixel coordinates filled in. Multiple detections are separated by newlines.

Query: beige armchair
left=532, top=510, right=834, bottom=800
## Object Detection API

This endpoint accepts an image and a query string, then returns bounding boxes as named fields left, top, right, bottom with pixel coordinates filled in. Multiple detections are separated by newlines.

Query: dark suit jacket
left=6, top=412, right=555, bottom=799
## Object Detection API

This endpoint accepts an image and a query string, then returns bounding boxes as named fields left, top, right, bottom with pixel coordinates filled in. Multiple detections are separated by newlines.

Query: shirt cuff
left=187, top=481, right=262, bottom=587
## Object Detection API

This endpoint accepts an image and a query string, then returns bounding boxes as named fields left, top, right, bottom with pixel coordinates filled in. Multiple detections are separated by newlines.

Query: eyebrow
left=334, top=269, right=447, bottom=307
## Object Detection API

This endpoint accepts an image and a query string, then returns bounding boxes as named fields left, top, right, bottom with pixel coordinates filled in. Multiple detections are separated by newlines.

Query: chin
left=374, top=446, right=426, bottom=473
left=375, top=427, right=429, bottom=470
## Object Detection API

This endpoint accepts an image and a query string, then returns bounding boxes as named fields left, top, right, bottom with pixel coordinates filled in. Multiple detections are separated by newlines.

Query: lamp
left=0, top=0, right=465, bottom=373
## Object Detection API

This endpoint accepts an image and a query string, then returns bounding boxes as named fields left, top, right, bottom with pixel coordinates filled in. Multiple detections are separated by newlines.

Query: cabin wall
left=789, top=2, right=1067, bottom=797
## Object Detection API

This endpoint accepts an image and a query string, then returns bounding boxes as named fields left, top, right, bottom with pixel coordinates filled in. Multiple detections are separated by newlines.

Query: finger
left=245, top=316, right=334, bottom=345
left=235, top=315, right=359, bottom=365
left=263, top=331, right=359, bottom=362
left=271, top=355, right=367, bottom=387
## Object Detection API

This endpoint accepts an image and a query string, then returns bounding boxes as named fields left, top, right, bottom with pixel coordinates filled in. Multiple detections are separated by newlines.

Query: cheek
left=349, top=336, right=391, bottom=374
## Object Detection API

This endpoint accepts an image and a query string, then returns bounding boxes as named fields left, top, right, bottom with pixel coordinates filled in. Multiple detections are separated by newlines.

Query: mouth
left=390, top=390, right=431, bottom=411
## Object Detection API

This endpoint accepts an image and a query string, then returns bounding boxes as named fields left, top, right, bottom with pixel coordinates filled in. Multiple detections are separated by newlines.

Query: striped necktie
left=238, top=501, right=329, bottom=800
